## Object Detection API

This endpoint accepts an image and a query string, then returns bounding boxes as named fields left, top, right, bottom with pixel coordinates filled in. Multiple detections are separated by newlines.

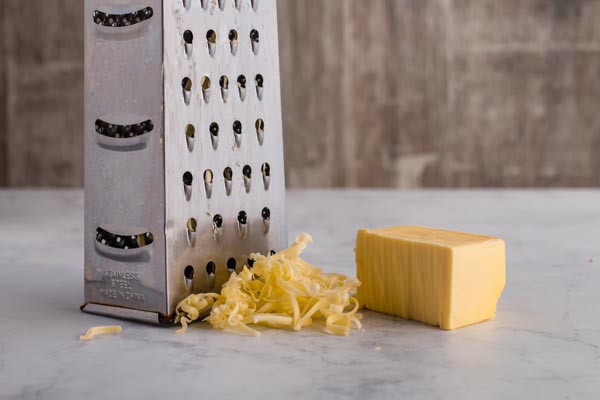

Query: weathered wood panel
left=1, top=0, right=84, bottom=187
left=0, top=1, right=7, bottom=186
left=277, top=0, right=600, bottom=188
left=0, top=0, right=599, bottom=188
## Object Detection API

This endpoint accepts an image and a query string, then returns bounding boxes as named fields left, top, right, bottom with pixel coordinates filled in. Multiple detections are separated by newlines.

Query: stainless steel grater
left=82, top=0, right=287, bottom=324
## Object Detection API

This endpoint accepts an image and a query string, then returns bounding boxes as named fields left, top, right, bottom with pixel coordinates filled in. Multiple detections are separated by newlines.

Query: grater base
left=81, top=303, right=175, bottom=325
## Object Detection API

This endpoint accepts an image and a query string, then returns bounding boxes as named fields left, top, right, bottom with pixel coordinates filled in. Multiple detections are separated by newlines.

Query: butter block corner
left=356, top=226, right=506, bottom=330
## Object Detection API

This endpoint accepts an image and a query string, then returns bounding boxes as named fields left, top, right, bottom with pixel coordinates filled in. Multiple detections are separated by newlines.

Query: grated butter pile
left=176, top=233, right=362, bottom=336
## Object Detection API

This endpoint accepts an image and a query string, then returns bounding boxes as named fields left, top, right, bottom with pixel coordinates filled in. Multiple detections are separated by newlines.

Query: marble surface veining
left=0, top=190, right=599, bottom=400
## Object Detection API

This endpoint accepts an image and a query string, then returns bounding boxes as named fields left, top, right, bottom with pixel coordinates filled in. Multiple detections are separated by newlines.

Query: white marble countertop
left=1, top=189, right=599, bottom=399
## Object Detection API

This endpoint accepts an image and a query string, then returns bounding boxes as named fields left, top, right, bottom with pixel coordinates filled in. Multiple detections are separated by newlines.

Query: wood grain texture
left=1, top=0, right=84, bottom=187
left=0, top=1, right=7, bottom=186
left=277, top=0, right=600, bottom=188
left=0, top=0, right=599, bottom=187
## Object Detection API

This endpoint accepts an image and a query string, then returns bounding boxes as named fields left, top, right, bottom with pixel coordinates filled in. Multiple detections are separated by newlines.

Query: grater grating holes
left=210, top=122, right=219, bottom=149
left=223, top=167, right=233, bottom=196
left=261, top=162, right=271, bottom=190
left=237, top=75, right=247, bottom=101
left=255, top=119, right=264, bottom=145
left=96, top=228, right=154, bottom=250
left=206, top=30, right=217, bottom=57
left=183, top=171, right=193, bottom=186
left=220, top=76, right=230, bottom=102
left=185, top=124, right=195, bottom=151
left=183, top=171, right=193, bottom=200
left=233, top=120, right=243, bottom=147
left=182, top=77, right=192, bottom=105
left=261, top=207, right=271, bottom=234
left=183, top=30, right=193, bottom=57
left=227, top=257, right=237, bottom=272
left=213, top=214, right=223, bottom=242
left=184, top=265, right=195, bottom=280
left=237, top=211, right=248, bottom=239
left=229, top=30, right=239, bottom=55
left=93, top=7, right=153, bottom=28
left=255, top=74, right=264, bottom=100
left=201, top=76, right=211, bottom=103
left=183, top=30, right=193, bottom=44
left=204, top=169, right=214, bottom=198
left=187, top=218, right=197, bottom=247
left=95, top=119, right=153, bottom=139
left=243, top=165, right=252, bottom=193
left=250, top=29, right=260, bottom=55
left=206, top=261, right=216, bottom=276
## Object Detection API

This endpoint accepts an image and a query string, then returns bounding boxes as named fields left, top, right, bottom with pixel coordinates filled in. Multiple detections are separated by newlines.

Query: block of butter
left=356, top=226, right=505, bottom=330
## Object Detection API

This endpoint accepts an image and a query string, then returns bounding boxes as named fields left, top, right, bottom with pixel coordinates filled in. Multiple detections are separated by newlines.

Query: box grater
left=82, top=0, right=287, bottom=324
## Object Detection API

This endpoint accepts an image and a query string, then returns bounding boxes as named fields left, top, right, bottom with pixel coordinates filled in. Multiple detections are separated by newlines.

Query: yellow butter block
left=356, top=226, right=505, bottom=330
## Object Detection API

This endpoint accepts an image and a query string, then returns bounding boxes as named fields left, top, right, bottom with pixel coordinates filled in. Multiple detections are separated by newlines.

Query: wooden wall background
left=1, top=0, right=600, bottom=188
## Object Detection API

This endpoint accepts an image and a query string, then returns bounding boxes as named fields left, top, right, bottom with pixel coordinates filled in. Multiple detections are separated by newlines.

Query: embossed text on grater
left=83, top=0, right=287, bottom=324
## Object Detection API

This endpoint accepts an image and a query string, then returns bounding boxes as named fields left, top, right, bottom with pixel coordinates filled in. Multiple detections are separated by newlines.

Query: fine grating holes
left=255, top=74, right=264, bottom=100
left=204, top=169, right=214, bottom=198
left=206, top=30, right=217, bottom=56
left=187, top=218, right=197, bottom=232
left=261, top=207, right=270, bottom=220
left=183, top=30, right=194, bottom=44
left=243, top=165, right=252, bottom=193
left=183, top=0, right=191, bottom=10
left=185, top=124, right=195, bottom=151
left=218, top=0, right=226, bottom=11
left=237, top=211, right=248, bottom=239
left=235, top=0, right=242, bottom=10
left=224, top=167, right=233, bottom=196
left=213, top=214, right=223, bottom=228
left=229, top=29, right=239, bottom=55
left=227, top=257, right=237, bottom=272
left=220, top=75, right=230, bottom=102
left=247, top=257, right=255, bottom=268
left=251, top=0, right=259, bottom=11
left=184, top=265, right=195, bottom=280
left=261, top=207, right=270, bottom=234
left=237, top=75, right=247, bottom=101
left=182, top=77, right=193, bottom=90
left=184, top=265, right=195, bottom=291
left=261, top=162, right=271, bottom=190
left=255, top=118, right=265, bottom=145
left=182, top=77, right=192, bottom=105
left=212, top=214, right=223, bottom=242
left=233, top=120, right=243, bottom=147
left=187, top=218, right=198, bottom=246
left=250, top=29, right=260, bottom=55
left=206, top=261, right=216, bottom=276
left=201, top=76, right=211, bottom=103
left=270, top=250, right=276, bottom=256
left=183, top=171, right=193, bottom=200
left=237, top=211, right=248, bottom=224
left=183, top=171, right=193, bottom=186
left=183, top=30, right=193, bottom=57
left=210, top=122, right=219, bottom=150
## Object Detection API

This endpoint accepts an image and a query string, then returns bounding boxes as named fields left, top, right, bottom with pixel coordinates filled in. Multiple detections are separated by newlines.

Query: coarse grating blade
left=82, top=0, right=287, bottom=324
